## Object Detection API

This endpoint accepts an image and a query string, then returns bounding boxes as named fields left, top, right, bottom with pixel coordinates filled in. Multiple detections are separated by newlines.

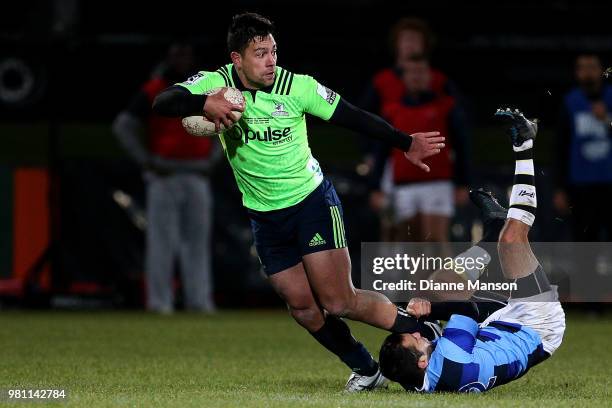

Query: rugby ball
left=181, top=87, right=244, bottom=136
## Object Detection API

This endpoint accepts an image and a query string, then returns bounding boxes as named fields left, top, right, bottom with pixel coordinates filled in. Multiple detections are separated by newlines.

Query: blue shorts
left=247, top=178, right=347, bottom=276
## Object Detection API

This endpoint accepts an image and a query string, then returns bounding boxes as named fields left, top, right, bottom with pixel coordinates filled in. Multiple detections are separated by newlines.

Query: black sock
left=511, top=265, right=551, bottom=298
left=310, top=315, right=378, bottom=376
left=390, top=306, right=419, bottom=333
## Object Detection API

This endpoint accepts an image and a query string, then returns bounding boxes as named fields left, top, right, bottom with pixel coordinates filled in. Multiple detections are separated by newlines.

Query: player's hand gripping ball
left=182, top=87, right=245, bottom=136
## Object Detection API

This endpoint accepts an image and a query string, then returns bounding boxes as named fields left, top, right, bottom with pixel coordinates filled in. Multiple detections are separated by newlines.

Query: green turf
left=0, top=311, right=609, bottom=407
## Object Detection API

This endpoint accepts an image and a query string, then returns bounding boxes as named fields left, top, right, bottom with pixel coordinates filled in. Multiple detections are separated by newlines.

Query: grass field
left=0, top=310, right=610, bottom=407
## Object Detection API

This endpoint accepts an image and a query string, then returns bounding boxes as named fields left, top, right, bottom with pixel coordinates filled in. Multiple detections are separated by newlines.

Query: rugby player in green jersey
left=153, top=12, right=444, bottom=391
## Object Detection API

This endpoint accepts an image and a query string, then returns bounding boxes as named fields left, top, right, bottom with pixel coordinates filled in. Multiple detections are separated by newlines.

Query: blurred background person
left=368, top=53, right=471, bottom=242
left=555, top=54, right=612, bottom=242
left=360, top=18, right=458, bottom=168
left=361, top=17, right=470, bottom=242
left=112, top=43, right=222, bottom=313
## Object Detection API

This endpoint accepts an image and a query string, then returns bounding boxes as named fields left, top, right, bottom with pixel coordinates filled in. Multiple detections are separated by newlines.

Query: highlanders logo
left=271, top=102, right=289, bottom=117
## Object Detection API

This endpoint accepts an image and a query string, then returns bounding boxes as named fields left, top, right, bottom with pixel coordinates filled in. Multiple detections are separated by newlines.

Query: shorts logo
left=317, top=83, right=337, bottom=105
left=309, top=233, right=326, bottom=247
left=271, top=102, right=289, bottom=117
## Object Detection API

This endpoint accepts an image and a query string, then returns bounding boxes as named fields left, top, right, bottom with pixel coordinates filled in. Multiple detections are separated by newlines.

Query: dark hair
left=227, top=12, right=275, bottom=54
left=389, top=17, right=434, bottom=57
left=379, top=333, right=426, bottom=391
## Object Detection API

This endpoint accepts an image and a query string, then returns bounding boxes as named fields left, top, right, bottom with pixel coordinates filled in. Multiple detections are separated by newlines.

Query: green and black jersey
left=177, top=64, right=341, bottom=211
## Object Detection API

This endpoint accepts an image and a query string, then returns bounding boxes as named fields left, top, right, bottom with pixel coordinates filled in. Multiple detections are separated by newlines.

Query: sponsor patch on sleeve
left=316, top=82, right=337, bottom=105
left=184, top=72, right=205, bottom=85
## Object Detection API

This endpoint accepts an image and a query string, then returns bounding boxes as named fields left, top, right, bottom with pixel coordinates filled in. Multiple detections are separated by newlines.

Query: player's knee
left=289, top=305, right=322, bottom=330
left=321, top=298, right=351, bottom=317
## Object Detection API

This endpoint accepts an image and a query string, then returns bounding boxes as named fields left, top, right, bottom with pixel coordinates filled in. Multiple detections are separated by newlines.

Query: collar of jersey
left=231, top=65, right=275, bottom=94
left=415, top=340, right=438, bottom=392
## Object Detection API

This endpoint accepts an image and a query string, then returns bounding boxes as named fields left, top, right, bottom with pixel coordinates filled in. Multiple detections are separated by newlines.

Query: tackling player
left=153, top=12, right=445, bottom=391
left=379, top=109, right=566, bottom=392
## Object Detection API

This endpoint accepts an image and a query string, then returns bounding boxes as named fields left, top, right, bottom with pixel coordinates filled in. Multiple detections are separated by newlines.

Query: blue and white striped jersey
left=419, top=314, right=549, bottom=392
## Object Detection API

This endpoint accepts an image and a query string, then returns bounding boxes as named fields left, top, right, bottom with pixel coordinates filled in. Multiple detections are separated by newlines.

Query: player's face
left=396, top=29, right=425, bottom=66
left=400, top=332, right=431, bottom=356
left=234, top=34, right=277, bottom=89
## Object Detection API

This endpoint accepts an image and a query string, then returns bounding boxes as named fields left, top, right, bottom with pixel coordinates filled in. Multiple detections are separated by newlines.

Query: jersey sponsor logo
left=271, top=102, right=289, bottom=117
left=184, top=73, right=204, bottom=85
left=229, top=125, right=293, bottom=145
left=317, top=83, right=337, bottom=105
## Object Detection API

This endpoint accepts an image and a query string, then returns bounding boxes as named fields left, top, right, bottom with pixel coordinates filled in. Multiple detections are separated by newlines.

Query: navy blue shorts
left=247, top=178, right=347, bottom=276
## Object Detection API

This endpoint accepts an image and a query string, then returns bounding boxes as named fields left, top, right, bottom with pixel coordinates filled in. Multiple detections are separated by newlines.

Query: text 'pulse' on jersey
left=178, top=64, right=341, bottom=211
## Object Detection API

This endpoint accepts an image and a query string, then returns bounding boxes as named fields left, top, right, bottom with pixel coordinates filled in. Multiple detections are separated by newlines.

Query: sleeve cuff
left=185, top=94, right=207, bottom=116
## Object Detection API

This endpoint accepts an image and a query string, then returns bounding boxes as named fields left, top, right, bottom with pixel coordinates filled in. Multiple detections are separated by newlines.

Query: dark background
left=1, top=0, right=610, bottom=308
left=4, top=1, right=612, bottom=122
